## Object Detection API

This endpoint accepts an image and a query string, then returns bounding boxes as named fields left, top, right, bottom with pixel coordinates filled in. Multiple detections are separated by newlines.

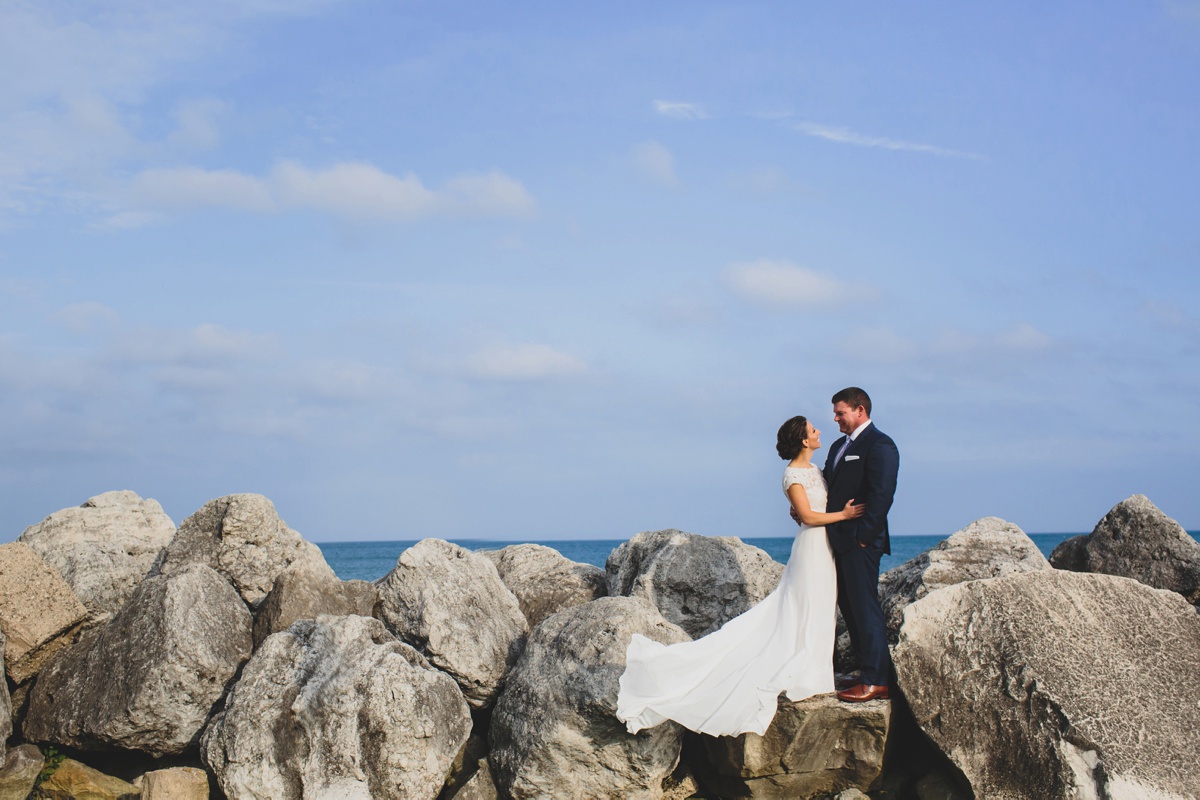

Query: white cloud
left=654, top=100, right=708, bottom=120
left=52, top=302, right=121, bottom=335
left=632, top=141, right=679, bottom=187
left=837, top=327, right=919, bottom=362
left=795, top=122, right=985, bottom=160
left=724, top=260, right=863, bottom=311
left=465, top=343, right=587, bottom=381
left=124, top=161, right=536, bottom=223
left=112, top=323, right=280, bottom=366
left=994, top=322, right=1053, bottom=351
left=168, top=98, right=224, bottom=151
left=132, top=167, right=275, bottom=212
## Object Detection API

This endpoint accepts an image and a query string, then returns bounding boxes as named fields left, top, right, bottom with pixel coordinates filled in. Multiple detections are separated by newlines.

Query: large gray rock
left=375, top=539, right=527, bottom=708
left=490, top=596, right=689, bottom=800
left=18, top=491, right=175, bottom=622
left=894, top=570, right=1200, bottom=800
left=606, top=529, right=783, bottom=639
left=150, top=493, right=329, bottom=608
left=879, top=517, right=1050, bottom=641
left=1051, top=494, right=1200, bottom=604
left=24, top=564, right=252, bottom=757
left=482, top=543, right=607, bottom=629
left=252, top=560, right=377, bottom=648
left=693, top=693, right=890, bottom=799
left=0, top=744, right=43, bottom=800
left=0, top=542, right=88, bottom=684
left=203, top=614, right=471, bottom=800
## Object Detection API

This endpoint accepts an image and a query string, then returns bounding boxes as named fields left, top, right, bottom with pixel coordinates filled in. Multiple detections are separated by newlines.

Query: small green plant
left=27, top=745, right=66, bottom=800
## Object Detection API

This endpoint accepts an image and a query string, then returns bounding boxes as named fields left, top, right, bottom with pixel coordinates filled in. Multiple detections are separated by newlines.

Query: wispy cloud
left=723, top=260, right=871, bottom=311
left=654, top=100, right=708, bottom=120
left=465, top=343, right=587, bottom=381
left=120, top=161, right=536, bottom=225
left=632, top=141, right=679, bottom=187
left=843, top=322, right=1057, bottom=363
left=795, top=122, right=985, bottom=160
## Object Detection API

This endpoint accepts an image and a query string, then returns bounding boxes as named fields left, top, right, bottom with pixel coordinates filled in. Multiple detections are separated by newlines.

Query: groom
left=823, top=387, right=899, bottom=702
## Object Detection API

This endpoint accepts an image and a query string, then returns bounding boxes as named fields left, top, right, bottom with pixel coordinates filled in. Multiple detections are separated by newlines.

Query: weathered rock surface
left=0, top=631, right=9, bottom=759
left=0, top=744, right=43, bottom=800
left=151, top=493, right=329, bottom=608
left=693, top=693, right=890, bottom=799
left=135, top=767, right=210, bottom=800
left=18, top=490, right=175, bottom=622
left=375, top=539, right=527, bottom=708
left=606, top=529, right=783, bottom=639
left=252, top=560, right=377, bottom=648
left=894, top=569, right=1200, bottom=800
left=203, top=614, right=471, bottom=800
left=38, top=758, right=140, bottom=800
left=444, top=758, right=499, bottom=800
left=1051, top=494, right=1200, bottom=604
left=879, top=517, right=1050, bottom=641
left=24, top=564, right=252, bottom=757
left=0, top=542, right=88, bottom=684
left=482, top=543, right=607, bottom=629
left=490, top=596, right=689, bottom=800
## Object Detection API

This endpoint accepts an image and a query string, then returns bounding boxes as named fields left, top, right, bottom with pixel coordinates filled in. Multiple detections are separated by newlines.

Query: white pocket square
left=844, top=455, right=860, bottom=461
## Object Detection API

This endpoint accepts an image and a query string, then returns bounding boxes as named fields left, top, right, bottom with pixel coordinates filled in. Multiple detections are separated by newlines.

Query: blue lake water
left=314, top=532, right=1191, bottom=583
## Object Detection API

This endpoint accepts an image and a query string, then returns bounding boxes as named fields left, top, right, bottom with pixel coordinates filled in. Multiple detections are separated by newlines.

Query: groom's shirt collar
left=848, top=419, right=873, bottom=442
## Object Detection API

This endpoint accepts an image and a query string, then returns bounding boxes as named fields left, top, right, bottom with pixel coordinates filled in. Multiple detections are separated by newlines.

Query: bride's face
left=806, top=422, right=821, bottom=450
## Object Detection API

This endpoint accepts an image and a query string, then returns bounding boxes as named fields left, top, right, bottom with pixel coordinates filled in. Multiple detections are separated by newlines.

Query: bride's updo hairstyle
left=776, top=416, right=809, bottom=460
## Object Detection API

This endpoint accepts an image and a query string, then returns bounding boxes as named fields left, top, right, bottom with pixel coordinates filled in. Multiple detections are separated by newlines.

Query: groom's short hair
left=832, top=387, right=871, bottom=416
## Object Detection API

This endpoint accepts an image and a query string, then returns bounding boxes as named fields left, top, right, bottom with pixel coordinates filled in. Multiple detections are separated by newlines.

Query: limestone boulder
left=0, top=542, right=88, bottom=684
left=606, top=529, right=783, bottom=639
left=203, top=614, right=471, bottom=800
left=893, top=569, right=1200, bottom=799
left=135, top=767, right=210, bottom=800
left=252, top=560, right=377, bottom=648
left=0, top=744, right=43, bottom=800
left=24, top=564, right=252, bottom=757
left=879, top=517, right=1050, bottom=641
left=18, top=490, right=175, bottom=622
left=692, top=693, right=890, bottom=799
left=150, top=493, right=329, bottom=608
left=37, top=758, right=140, bottom=800
left=375, top=539, right=526, bottom=708
left=489, top=596, right=689, bottom=800
left=1051, top=494, right=1200, bottom=604
left=482, top=543, right=607, bottom=629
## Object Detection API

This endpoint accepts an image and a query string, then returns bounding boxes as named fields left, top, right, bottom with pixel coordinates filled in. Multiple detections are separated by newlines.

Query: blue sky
left=3, top=1, right=1199, bottom=543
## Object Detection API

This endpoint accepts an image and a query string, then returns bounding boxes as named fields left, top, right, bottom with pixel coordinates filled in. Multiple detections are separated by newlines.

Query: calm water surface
left=314, top=532, right=1182, bottom=583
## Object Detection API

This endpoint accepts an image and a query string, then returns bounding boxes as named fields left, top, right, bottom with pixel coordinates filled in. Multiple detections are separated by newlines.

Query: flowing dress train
left=615, top=465, right=836, bottom=737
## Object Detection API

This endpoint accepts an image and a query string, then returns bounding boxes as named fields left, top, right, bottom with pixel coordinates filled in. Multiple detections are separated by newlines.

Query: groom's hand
left=790, top=507, right=801, bottom=524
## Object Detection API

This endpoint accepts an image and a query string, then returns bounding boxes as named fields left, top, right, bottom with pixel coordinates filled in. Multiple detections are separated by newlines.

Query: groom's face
left=833, top=401, right=868, bottom=434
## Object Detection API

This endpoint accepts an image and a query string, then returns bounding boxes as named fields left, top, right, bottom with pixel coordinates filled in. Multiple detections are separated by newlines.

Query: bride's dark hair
left=776, top=416, right=809, bottom=460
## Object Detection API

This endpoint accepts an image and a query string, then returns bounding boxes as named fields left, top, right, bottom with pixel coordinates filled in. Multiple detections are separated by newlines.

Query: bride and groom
left=617, top=387, right=900, bottom=737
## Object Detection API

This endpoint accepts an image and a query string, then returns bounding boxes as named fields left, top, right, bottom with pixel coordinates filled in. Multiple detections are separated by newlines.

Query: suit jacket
left=823, top=422, right=899, bottom=555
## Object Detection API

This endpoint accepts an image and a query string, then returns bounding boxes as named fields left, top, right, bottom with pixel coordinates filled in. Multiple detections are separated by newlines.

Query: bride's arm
left=787, top=484, right=864, bottom=526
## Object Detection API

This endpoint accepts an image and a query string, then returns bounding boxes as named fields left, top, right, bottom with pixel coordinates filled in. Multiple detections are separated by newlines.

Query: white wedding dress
left=615, top=465, right=837, bottom=737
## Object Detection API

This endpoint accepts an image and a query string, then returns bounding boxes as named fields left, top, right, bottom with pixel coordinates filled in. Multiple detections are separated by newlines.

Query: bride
left=615, top=415, right=863, bottom=737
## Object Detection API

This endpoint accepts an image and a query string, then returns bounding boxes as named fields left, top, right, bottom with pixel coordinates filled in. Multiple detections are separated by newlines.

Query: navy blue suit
left=823, top=422, right=899, bottom=686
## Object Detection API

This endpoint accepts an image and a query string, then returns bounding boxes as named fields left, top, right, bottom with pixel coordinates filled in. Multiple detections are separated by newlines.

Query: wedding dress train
left=615, top=465, right=836, bottom=737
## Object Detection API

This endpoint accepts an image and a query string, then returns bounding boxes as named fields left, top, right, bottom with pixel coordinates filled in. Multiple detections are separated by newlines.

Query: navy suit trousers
left=835, top=544, right=891, bottom=687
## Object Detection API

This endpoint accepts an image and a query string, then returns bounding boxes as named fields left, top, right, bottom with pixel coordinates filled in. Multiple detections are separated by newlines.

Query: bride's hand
left=841, top=499, right=865, bottom=521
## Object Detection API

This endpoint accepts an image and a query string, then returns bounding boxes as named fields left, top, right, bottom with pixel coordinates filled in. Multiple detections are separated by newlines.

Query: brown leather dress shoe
left=836, top=683, right=889, bottom=702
